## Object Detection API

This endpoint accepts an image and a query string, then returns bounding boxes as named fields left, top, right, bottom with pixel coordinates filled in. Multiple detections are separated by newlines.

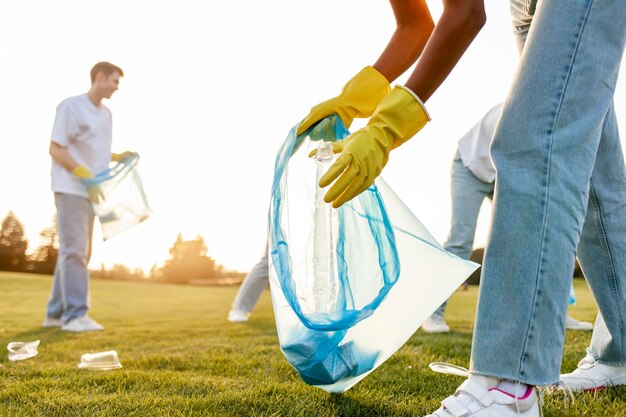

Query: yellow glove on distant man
left=72, top=165, right=103, bottom=204
left=71, top=165, right=94, bottom=179
left=111, top=151, right=136, bottom=162
left=297, top=66, right=390, bottom=136
left=319, top=85, right=430, bottom=208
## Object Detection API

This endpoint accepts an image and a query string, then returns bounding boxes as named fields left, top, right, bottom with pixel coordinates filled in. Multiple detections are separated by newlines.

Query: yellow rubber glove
left=86, top=187, right=105, bottom=205
left=71, top=165, right=94, bottom=179
left=72, top=165, right=103, bottom=204
left=297, top=66, right=390, bottom=136
left=319, top=85, right=430, bottom=208
left=111, top=151, right=135, bottom=162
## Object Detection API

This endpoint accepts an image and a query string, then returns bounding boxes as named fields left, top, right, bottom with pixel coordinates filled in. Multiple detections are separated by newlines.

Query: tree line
left=0, top=212, right=245, bottom=285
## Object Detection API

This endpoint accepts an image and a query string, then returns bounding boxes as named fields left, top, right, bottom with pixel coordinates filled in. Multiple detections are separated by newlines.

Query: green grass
left=0, top=273, right=624, bottom=417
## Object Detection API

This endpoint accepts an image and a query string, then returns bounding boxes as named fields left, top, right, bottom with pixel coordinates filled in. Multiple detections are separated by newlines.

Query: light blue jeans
left=432, top=152, right=493, bottom=318
left=471, top=0, right=626, bottom=385
left=231, top=245, right=269, bottom=313
left=46, top=193, right=95, bottom=323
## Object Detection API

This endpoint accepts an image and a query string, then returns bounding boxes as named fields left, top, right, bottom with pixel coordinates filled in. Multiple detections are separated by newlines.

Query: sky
left=1, top=1, right=625, bottom=273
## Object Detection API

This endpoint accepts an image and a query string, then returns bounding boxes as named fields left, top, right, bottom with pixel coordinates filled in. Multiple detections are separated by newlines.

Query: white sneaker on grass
left=565, top=316, right=593, bottom=331
left=227, top=310, right=249, bottom=322
left=560, top=353, right=626, bottom=391
left=61, top=315, right=103, bottom=332
left=42, top=317, right=64, bottom=328
left=422, top=315, right=450, bottom=333
left=425, top=379, right=542, bottom=417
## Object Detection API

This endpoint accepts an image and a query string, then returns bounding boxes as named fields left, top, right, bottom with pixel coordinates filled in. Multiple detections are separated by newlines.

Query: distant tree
left=29, top=216, right=58, bottom=274
left=90, top=263, right=145, bottom=281
left=0, top=212, right=29, bottom=272
left=160, top=234, right=219, bottom=284
left=149, top=263, right=162, bottom=281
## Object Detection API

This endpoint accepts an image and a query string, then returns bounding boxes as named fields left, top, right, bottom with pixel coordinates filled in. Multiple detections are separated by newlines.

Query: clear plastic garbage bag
left=81, top=154, right=151, bottom=240
left=268, top=116, right=479, bottom=393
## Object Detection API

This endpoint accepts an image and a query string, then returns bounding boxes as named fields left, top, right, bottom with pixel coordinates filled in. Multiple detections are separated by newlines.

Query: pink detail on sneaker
left=489, top=385, right=534, bottom=400
left=583, top=386, right=605, bottom=393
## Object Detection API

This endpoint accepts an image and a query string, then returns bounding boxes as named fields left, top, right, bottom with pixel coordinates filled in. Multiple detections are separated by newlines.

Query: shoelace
left=428, top=362, right=545, bottom=417
left=548, top=354, right=602, bottom=410
left=543, top=382, right=575, bottom=412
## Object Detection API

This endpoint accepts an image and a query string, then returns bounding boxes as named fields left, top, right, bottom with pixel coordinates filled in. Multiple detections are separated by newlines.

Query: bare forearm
left=49, top=142, right=79, bottom=172
left=373, top=0, right=434, bottom=83
left=405, top=0, right=485, bottom=102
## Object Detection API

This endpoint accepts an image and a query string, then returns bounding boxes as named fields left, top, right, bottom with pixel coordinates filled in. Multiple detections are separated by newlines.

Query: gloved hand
left=72, top=165, right=103, bottom=204
left=297, top=66, right=390, bottom=136
left=111, top=151, right=136, bottom=163
left=71, top=165, right=94, bottom=179
left=319, top=85, right=430, bottom=208
left=86, top=186, right=105, bottom=205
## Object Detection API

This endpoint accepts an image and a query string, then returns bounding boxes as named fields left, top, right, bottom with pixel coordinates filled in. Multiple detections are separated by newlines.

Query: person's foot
left=422, top=315, right=450, bottom=333
left=425, top=378, right=541, bottom=417
left=61, top=315, right=104, bottom=332
left=560, top=353, right=626, bottom=391
left=565, top=316, right=593, bottom=331
left=42, top=317, right=64, bottom=328
left=227, top=310, right=249, bottom=322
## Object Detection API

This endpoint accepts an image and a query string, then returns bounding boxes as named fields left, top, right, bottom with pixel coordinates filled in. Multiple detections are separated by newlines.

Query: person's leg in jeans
left=425, top=152, right=493, bottom=330
left=426, top=1, right=626, bottom=414
left=470, top=0, right=626, bottom=386
left=559, top=104, right=626, bottom=389
left=50, top=193, right=95, bottom=323
left=46, top=253, right=65, bottom=320
left=228, top=245, right=269, bottom=321
left=578, top=104, right=626, bottom=363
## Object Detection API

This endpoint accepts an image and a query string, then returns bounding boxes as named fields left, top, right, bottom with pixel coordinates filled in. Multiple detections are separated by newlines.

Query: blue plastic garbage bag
left=268, top=116, right=479, bottom=393
left=81, top=154, right=151, bottom=240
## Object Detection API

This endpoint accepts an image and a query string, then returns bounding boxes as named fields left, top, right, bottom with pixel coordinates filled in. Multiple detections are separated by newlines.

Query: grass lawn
left=0, top=272, right=624, bottom=416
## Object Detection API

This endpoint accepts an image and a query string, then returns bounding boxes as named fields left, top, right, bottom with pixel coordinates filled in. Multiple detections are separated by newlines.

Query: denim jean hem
left=587, top=348, right=626, bottom=367
left=469, top=369, right=559, bottom=387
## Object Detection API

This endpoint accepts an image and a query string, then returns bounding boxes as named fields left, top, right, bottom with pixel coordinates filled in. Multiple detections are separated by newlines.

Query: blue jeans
left=231, top=246, right=269, bottom=313
left=432, top=152, right=493, bottom=318
left=46, top=193, right=95, bottom=323
left=471, top=0, right=626, bottom=385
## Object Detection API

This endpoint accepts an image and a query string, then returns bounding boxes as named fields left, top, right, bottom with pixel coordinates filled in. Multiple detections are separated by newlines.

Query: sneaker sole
left=421, top=328, right=450, bottom=333
left=566, top=375, right=626, bottom=392
left=61, top=327, right=103, bottom=332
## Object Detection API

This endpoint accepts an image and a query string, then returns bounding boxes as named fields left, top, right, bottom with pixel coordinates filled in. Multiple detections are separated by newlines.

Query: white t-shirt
left=457, top=103, right=504, bottom=184
left=50, top=94, right=113, bottom=198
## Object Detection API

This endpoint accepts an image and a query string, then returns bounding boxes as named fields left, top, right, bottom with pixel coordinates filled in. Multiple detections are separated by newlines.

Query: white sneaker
left=61, top=316, right=104, bottom=332
left=560, top=353, right=626, bottom=391
left=42, top=317, right=64, bottom=328
left=227, top=310, right=249, bottom=322
left=425, top=379, right=542, bottom=417
left=565, top=316, right=593, bottom=331
left=422, top=315, right=450, bottom=333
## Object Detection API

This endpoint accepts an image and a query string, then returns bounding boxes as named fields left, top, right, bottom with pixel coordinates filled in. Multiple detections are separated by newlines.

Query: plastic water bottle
left=311, top=141, right=338, bottom=313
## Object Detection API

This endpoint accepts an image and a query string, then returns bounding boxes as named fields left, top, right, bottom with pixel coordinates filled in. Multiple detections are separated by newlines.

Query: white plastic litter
left=7, top=340, right=40, bottom=361
left=78, top=350, right=123, bottom=370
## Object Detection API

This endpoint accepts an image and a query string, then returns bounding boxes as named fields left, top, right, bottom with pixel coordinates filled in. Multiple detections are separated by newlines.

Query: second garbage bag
left=268, top=116, right=479, bottom=393
left=81, top=154, right=151, bottom=240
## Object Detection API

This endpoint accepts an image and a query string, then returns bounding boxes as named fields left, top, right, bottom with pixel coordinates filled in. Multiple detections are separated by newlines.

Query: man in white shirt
left=422, top=103, right=593, bottom=334
left=43, top=62, right=132, bottom=332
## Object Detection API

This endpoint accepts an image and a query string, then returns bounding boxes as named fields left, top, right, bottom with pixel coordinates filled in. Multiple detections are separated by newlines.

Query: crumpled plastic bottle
left=310, top=141, right=338, bottom=314
left=7, top=340, right=40, bottom=361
